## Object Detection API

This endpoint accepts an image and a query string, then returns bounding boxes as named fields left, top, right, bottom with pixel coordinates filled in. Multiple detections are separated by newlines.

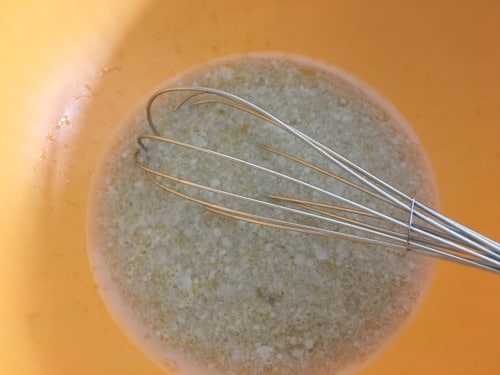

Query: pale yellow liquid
left=87, top=53, right=437, bottom=375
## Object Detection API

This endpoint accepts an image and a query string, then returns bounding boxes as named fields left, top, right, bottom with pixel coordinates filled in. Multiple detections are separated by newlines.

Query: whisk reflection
left=136, top=87, right=500, bottom=274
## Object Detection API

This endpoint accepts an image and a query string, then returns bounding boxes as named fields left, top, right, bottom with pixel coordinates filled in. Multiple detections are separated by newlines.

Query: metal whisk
left=135, top=87, right=500, bottom=274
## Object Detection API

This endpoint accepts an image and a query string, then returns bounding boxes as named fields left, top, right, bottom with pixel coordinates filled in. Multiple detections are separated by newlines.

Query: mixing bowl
left=1, top=1, right=498, bottom=374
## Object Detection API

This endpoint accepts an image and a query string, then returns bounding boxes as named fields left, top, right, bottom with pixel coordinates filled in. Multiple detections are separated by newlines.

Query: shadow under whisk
left=135, top=87, right=500, bottom=274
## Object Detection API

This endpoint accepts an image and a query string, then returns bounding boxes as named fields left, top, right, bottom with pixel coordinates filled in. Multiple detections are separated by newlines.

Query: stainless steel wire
left=135, top=87, right=500, bottom=274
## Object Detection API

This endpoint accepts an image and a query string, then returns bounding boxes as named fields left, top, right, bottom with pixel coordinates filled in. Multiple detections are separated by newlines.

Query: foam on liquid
left=87, top=53, right=437, bottom=375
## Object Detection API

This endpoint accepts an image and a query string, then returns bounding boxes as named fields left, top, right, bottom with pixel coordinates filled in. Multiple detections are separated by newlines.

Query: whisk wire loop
left=136, top=87, right=500, bottom=274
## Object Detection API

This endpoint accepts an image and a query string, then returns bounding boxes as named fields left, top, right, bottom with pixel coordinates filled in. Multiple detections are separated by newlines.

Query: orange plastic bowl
left=1, top=1, right=498, bottom=374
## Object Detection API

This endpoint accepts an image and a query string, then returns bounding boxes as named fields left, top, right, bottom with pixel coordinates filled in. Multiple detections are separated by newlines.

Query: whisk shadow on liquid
left=135, top=87, right=500, bottom=274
